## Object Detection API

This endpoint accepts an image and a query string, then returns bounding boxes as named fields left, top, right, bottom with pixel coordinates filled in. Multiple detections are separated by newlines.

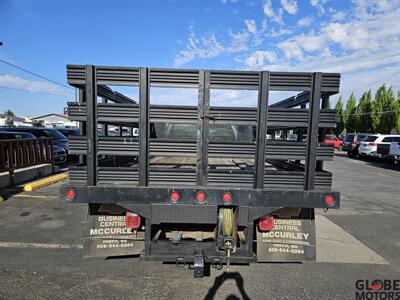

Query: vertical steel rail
left=304, top=72, right=322, bottom=190
left=139, top=67, right=150, bottom=186
left=85, top=65, right=97, bottom=186
left=295, top=104, right=305, bottom=164
left=196, top=70, right=210, bottom=186
left=317, top=95, right=329, bottom=171
left=102, top=97, right=108, bottom=136
left=78, top=89, right=85, bottom=165
left=254, top=71, right=270, bottom=189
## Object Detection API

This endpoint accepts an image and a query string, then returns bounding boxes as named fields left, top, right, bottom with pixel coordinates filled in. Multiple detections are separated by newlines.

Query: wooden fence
left=0, top=138, right=54, bottom=186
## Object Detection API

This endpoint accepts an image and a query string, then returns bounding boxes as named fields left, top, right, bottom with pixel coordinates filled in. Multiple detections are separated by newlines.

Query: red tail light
left=259, top=215, right=274, bottom=231
left=325, top=195, right=335, bottom=206
left=170, top=191, right=180, bottom=202
left=65, top=188, right=75, bottom=200
left=222, top=192, right=232, bottom=203
left=125, top=211, right=141, bottom=229
left=196, top=191, right=206, bottom=202
left=368, top=142, right=377, bottom=146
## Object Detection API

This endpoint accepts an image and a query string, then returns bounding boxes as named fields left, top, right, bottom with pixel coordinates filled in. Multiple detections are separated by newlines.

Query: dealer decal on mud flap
left=83, top=214, right=145, bottom=258
left=256, top=217, right=316, bottom=262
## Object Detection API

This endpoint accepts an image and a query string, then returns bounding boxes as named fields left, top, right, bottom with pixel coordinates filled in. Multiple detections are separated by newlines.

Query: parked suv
left=0, top=131, right=36, bottom=140
left=0, top=127, right=68, bottom=153
left=358, top=135, right=380, bottom=157
left=342, top=133, right=373, bottom=157
left=57, top=127, right=80, bottom=137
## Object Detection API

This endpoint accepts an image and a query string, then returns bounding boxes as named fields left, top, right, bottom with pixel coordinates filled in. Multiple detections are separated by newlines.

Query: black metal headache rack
left=65, top=65, right=340, bottom=198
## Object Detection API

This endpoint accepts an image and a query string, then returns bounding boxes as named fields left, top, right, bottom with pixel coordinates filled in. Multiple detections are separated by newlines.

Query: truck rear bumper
left=61, top=185, right=338, bottom=265
left=60, top=185, right=340, bottom=210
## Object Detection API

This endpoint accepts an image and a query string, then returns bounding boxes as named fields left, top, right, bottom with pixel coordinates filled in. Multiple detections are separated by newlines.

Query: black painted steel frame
left=62, top=64, right=341, bottom=261
left=64, top=64, right=341, bottom=201
left=66, top=65, right=340, bottom=190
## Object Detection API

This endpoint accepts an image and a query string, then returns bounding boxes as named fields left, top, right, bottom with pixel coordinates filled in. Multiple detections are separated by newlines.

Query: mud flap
left=83, top=210, right=145, bottom=258
left=256, top=208, right=316, bottom=262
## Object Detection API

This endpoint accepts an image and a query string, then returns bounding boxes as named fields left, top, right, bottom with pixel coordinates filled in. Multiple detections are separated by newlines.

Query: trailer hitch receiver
left=193, top=252, right=205, bottom=278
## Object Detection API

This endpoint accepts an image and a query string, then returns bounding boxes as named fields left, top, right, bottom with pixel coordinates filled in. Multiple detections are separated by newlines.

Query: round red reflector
left=196, top=191, right=206, bottom=202
left=223, top=192, right=232, bottom=203
left=65, top=188, right=75, bottom=200
left=325, top=195, right=334, bottom=206
left=170, top=191, right=180, bottom=202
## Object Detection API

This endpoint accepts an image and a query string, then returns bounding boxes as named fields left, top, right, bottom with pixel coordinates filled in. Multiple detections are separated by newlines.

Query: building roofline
left=31, top=113, right=68, bottom=120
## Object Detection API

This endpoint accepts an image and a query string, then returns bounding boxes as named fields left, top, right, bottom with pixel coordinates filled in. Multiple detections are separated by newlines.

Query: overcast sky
left=0, top=0, right=399, bottom=116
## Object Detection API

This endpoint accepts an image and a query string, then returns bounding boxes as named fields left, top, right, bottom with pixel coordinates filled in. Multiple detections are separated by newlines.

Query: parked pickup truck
left=389, top=141, right=400, bottom=164
left=376, top=135, right=400, bottom=156
left=60, top=65, right=340, bottom=277
left=323, top=134, right=343, bottom=149
left=377, top=136, right=400, bottom=164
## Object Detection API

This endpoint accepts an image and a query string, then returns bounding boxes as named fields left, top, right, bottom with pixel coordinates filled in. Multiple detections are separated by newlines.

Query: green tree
left=4, top=109, right=14, bottom=116
left=345, top=93, right=357, bottom=133
left=395, top=91, right=400, bottom=134
left=327, top=99, right=332, bottom=109
left=372, top=84, right=397, bottom=133
left=356, top=90, right=374, bottom=133
left=334, top=97, right=345, bottom=135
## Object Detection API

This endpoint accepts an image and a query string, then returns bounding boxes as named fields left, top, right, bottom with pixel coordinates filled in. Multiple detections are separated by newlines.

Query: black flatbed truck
left=61, top=65, right=340, bottom=277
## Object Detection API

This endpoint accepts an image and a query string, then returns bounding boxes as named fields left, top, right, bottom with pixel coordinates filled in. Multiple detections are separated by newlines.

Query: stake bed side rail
left=65, top=64, right=340, bottom=192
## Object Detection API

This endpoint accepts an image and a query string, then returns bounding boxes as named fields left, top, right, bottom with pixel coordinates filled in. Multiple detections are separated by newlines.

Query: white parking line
left=0, top=242, right=82, bottom=250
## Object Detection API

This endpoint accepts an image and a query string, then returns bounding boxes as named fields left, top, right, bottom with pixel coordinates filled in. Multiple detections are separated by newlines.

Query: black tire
left=348, top=151, right=356, bottom=158
left=393, top=159, right=399, bottom=167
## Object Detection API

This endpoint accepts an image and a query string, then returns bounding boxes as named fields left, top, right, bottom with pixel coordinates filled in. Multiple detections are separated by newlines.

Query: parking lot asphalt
left=0, top=154, right=399, bottom=299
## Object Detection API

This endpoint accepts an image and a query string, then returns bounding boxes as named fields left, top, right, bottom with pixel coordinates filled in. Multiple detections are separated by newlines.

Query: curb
left=23, top=173, right=68, bottom=192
